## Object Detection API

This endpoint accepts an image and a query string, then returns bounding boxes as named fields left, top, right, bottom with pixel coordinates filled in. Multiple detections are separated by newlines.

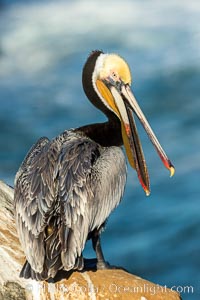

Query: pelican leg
left=92, top=231, right=110, bottom=269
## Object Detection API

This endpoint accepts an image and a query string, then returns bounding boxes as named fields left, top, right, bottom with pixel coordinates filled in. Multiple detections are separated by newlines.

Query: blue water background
left=0, top=1, right=200, bottom=299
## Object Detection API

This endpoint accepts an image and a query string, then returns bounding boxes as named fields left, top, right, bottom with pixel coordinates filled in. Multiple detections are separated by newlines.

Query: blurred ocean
left=0, top=0, right=200, bottom=299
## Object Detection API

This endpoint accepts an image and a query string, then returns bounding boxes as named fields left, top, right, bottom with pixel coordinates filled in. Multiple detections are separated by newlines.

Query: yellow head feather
left=99, top=54, right=132, bottom=85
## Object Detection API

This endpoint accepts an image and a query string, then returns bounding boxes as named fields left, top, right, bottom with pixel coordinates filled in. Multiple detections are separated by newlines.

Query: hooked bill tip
left=145, top=188, right=151, bottom=197
left=170, top=166, right=175, bottom=177
left=163, top=158, right=175, bottom=178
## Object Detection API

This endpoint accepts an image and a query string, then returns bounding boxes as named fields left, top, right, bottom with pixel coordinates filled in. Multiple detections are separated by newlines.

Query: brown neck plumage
left=76, top=50, right=123, bottom=147
left=76, top=119, right=122, bottom=147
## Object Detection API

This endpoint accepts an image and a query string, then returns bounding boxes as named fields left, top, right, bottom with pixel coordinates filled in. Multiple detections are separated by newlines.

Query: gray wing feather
left=14, top=136, right=60, bottom=273
left=58, top=137, right=99, bottom=270
left=14, top=131, right=101, bottom=274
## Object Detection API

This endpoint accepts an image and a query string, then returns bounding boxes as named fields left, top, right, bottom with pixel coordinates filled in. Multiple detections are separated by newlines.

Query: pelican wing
left=57, top=133, right=100, bottom=270
left=14, top=131, right=101, bottom=275
left=14, top=136, right=59, bottom=273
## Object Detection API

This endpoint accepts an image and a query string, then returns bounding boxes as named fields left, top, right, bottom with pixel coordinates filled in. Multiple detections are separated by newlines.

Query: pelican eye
left=112, top=71, right=117, bottom=79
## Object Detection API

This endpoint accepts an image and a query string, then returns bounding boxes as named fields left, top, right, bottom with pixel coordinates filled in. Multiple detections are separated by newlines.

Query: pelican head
left=82, top=50, right=175, bottom=195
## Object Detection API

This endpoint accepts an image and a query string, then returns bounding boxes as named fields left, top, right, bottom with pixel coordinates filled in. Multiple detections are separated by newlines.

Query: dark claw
left=97, top=261, right=110, bottom=270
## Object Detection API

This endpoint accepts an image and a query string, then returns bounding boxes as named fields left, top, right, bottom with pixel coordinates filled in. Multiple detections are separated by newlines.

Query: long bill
left=110, top=84, right=175, bottom=196
left=121, top=84, right=175, bottom=177
left=110, top=86, right=150, bottom=195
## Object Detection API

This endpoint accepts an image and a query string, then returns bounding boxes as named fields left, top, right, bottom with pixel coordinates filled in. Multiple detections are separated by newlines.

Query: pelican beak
left=109, top=83, right=175, bottom=196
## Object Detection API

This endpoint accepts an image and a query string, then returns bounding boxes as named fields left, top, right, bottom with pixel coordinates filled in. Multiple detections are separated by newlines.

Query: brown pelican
left=14, top=50, right=175, bottom=280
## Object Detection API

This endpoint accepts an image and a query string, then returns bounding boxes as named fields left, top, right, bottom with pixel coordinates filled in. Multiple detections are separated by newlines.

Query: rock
left=39, top=270, right=182, bottom=300
left=0, top=180, right=181, bottom=300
